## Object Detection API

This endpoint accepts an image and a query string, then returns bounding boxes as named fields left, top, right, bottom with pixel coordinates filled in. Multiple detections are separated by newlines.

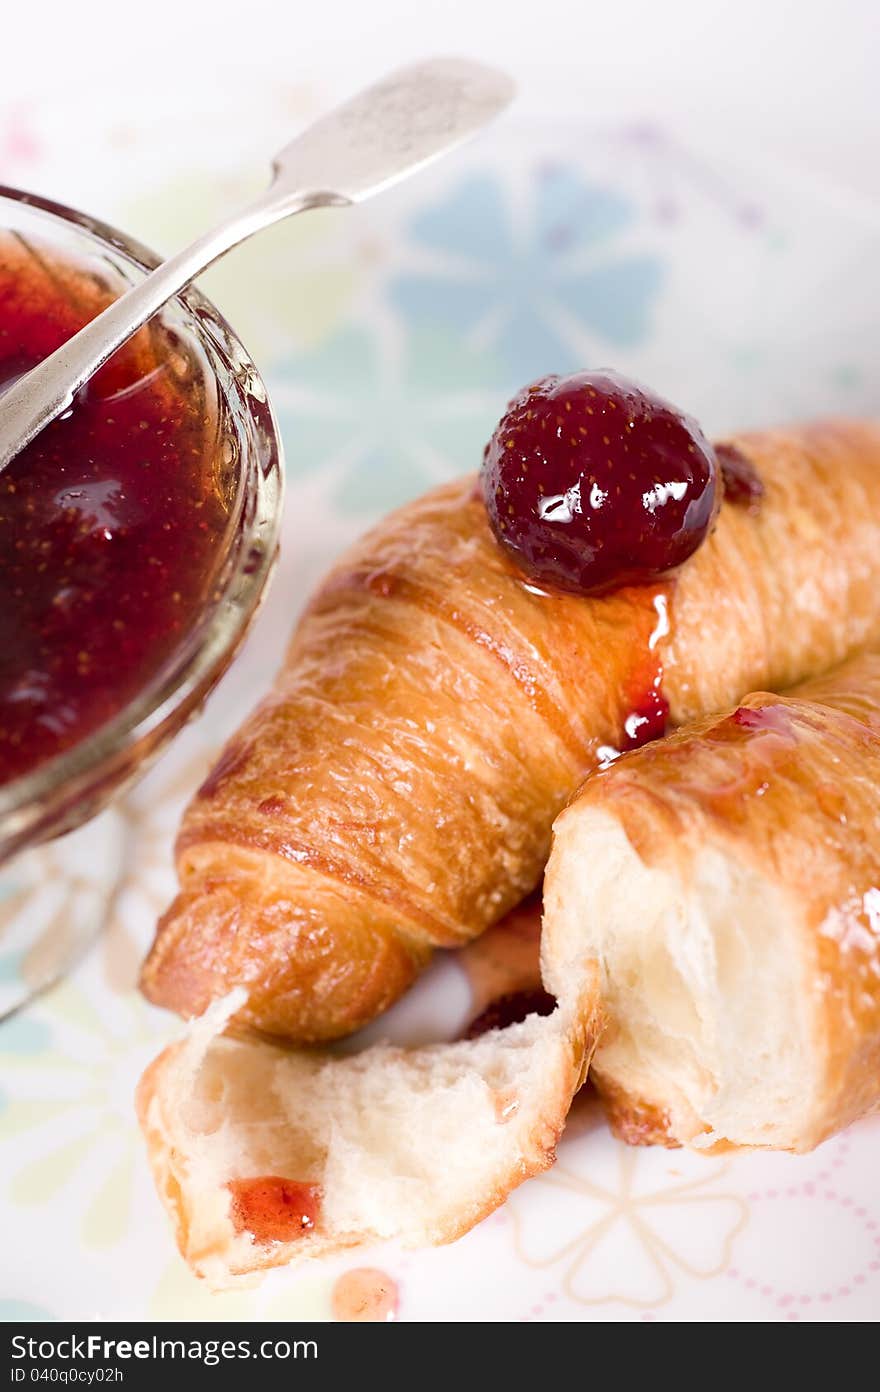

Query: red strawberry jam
left=480, top=370, right=718, bottom=596
left=620, top=678, right=669, bottom=751
left=716, top=442, right=764, bottom=512
left=228, top=1177, right=322, bottom=1244
left=0, top=236, right=228, bottom=784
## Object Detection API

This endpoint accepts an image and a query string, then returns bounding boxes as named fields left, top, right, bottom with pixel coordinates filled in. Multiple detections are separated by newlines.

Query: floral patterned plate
left=1, top=89, right=879, bottom=1323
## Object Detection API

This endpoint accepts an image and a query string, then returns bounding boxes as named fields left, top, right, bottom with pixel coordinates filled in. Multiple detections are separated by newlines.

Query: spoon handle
left=0, top=57, right=514, bottom=474
left=0, top=195, right=314, bottom=470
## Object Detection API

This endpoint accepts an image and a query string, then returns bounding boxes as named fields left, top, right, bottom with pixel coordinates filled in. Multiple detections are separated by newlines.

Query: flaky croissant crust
left=546, top=650, right=880, bottom=1152
left=142, top=420, right=880, bottom=1043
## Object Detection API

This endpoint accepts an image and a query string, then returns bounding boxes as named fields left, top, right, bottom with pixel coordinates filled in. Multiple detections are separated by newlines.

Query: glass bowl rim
left=0, top=183, right=284, bottom=848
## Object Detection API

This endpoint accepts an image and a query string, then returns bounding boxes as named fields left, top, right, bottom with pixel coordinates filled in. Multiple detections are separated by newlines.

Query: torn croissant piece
left=138, top=653, right=880, bottom=1283
left=543, top=649, right=880, bottom=1155
left=142, top=420, right=880, bottom=1043
left=136, top=958, right=601, bottom=1288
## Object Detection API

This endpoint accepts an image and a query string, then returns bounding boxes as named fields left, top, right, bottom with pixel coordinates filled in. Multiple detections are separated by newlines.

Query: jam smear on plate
left=228, top=1176, right=322, bottom=1244
left=0, top=236, right=229, bottom=784
left=331, top=1268, right=399, bottom=1322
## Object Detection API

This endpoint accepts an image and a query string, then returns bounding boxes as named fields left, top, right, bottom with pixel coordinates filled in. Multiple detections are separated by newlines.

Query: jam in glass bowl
left=0, top=186, right=283, bottom=1014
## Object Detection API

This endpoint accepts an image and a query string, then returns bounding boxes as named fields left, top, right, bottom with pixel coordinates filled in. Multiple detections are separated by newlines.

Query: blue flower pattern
left=274, top=166, right=664, bottom=516
left=0, top=1299, right=55, bottom=1322
left=391, top=169, right=664, bottom=382
left=0, top=1014, right=52, bottom=1056
left=274, top=322, right=504, bottom=515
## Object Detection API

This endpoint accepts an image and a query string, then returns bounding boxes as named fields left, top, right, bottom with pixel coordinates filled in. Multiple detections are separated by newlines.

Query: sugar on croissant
left=138, top=649, right=880, bottom=1287
left=141, top=419, right=880, bottom=1043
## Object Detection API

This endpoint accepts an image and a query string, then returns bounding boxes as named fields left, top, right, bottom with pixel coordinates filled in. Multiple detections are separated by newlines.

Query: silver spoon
left=0, top=56, right=514, bottom=474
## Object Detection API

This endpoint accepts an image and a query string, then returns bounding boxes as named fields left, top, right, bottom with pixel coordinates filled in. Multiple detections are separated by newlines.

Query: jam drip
left=228, top=1177, right=322, bottom=1245
left=620, top=675, right=669, bottom=752
left=596, top=588, right=672, bottom=764
left=0, top=237, right=228, bottom=783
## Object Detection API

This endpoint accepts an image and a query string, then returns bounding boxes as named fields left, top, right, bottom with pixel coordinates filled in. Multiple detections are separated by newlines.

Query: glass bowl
left=0, top=186, right=284, bottom=866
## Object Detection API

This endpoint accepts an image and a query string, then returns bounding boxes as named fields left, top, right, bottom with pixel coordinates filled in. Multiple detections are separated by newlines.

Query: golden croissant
left=141, top=420, right=880, bottom=1043
left=545, top=648, right=880, bottom=1154
left=139, top=649, right=880, bottom=1285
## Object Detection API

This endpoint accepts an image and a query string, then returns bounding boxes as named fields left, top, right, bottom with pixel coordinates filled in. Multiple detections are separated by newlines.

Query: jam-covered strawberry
left=480, top=370, right=719, bottom=596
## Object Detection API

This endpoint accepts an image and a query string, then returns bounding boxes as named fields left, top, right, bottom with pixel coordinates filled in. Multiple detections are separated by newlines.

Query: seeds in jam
left=0, top=236, right=229, bottom=783
left=480, top=369, right=718, bottom=596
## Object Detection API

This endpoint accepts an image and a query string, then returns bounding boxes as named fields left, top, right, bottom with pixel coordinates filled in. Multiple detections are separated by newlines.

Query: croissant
left=139, top=651, right=880, bottom=1285
left=137, top=967, right=600, bottom=1286
left=543, top=649, right=880, bottom=1153
left=141, top=420, right=880, bottom=1043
